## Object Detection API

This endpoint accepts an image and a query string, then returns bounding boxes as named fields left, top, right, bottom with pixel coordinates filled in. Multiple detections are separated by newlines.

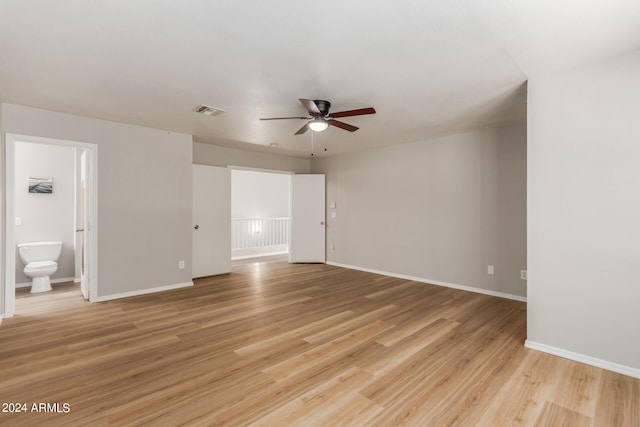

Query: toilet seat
left=25, top=260, right=57, bottom=270
left=24, top=261, right=58, bottom=275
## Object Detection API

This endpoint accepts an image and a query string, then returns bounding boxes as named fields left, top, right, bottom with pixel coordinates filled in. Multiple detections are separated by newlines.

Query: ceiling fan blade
left=328, top=107, right=376, bottom=118
left=329, top=120, right=359, bottom=132
left=294, top=122, right=310, bottom=135
left=299, top=99, right=321, bottom=115
left=260, top=116, right=309, bottom=120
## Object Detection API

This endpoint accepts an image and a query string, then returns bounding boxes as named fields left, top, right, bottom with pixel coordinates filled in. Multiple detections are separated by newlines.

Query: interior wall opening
left=231, top=169, right=291, bottom=260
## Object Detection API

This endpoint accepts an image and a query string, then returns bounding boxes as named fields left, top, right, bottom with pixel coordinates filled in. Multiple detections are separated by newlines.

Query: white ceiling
left=1, top=1, right=639, bottom=158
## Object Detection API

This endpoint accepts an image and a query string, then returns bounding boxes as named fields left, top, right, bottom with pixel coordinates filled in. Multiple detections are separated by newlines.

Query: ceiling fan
left=260, top=99, right=376, bottom=135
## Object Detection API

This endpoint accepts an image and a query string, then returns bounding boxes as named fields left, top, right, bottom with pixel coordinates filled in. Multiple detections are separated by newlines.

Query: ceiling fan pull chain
left=311, top=131, right=315, bottom=156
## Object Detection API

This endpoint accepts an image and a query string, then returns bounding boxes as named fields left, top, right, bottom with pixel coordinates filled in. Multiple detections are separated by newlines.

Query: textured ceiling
left=1, top=1, right=639, bottom=157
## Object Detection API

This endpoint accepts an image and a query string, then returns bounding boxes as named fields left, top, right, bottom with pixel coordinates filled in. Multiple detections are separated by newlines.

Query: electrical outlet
left=329, top=244, right=335, bottom=251
left=178, top=260, right=185, bottom=270
left=15, top=217, right=22, bottom=226
left=521, top=270, right=527, bottom=280
left=487, top=265, right=495, bottom=275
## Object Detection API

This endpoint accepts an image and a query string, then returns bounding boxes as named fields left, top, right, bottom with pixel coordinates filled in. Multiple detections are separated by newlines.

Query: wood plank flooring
left=0, top=255, right=638, bottom=426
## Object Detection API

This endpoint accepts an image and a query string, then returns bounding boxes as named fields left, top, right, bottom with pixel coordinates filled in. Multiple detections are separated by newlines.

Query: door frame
left=3, top=134, right=99, bottom=316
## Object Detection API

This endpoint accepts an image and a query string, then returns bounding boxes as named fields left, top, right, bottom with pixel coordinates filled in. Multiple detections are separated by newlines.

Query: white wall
left=231, top=170, right=290, bottom=218
left=527, top=50, right=640, bottom=375
left=312, top=122, right=527, bottom=299
left=1, top=104, right=193, bottom=299
left=194, top=142, right=310, bottom=174
left=14, top=142, right=75, bottom=284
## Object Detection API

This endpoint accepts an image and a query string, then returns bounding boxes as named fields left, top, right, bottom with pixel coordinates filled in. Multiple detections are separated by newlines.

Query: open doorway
left=231, top=169, right=291, bottom=260
left=4, top=134, right=98, bottom=317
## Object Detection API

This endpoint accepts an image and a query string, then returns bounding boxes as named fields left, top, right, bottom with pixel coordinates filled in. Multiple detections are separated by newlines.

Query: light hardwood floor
left=0, top=256, right=638, bottom=426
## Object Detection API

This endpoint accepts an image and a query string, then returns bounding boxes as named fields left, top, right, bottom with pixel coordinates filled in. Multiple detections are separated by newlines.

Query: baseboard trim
left=16, top=277, right=76, bottom=289
left=92, top=281, right=194, bottom=303
left=525, top=340, right=640, bottom=379
left=326, top=261, right=526, bottom=302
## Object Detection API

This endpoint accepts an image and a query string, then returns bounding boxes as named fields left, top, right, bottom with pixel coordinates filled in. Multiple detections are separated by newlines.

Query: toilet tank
left=17, top=241, right=63, bottom=264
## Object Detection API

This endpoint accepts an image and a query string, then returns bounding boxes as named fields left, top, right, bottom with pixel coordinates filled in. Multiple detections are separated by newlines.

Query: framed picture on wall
left=28, top=176, right=53, bottom=194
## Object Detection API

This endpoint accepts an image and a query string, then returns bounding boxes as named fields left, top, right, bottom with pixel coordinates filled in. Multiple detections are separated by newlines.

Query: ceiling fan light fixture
left=309, top=118, right=328, bottom=132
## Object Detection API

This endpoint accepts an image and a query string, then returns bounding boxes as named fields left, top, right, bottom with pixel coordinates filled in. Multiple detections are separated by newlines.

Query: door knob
left=76, top=228, right=84, bottom=232
left=320, top=221, right=325, bottom=226
left=194, top=224, right=200, bottom=230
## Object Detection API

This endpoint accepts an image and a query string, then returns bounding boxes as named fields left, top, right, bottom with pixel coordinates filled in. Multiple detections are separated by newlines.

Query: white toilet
left=17, top=241, right=63, bottom=293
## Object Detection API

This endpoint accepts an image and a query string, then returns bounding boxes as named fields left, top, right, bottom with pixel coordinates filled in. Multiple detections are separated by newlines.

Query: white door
left=192, top=164, right=231, bottom=278
left=79, top=150, right=90, bottom=299
left=290, top=174, right=326, bottom=263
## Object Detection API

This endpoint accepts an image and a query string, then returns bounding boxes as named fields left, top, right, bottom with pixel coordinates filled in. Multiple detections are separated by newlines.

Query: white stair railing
left=232, top=217, right=289, bottom=250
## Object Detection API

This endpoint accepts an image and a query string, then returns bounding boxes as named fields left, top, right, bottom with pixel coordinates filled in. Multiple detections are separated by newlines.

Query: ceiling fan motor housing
left=313, top=100, right=331, bottom=116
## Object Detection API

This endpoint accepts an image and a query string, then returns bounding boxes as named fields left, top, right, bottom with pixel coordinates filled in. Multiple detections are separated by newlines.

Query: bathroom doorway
left=3, top=134, right=98, bottom=317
